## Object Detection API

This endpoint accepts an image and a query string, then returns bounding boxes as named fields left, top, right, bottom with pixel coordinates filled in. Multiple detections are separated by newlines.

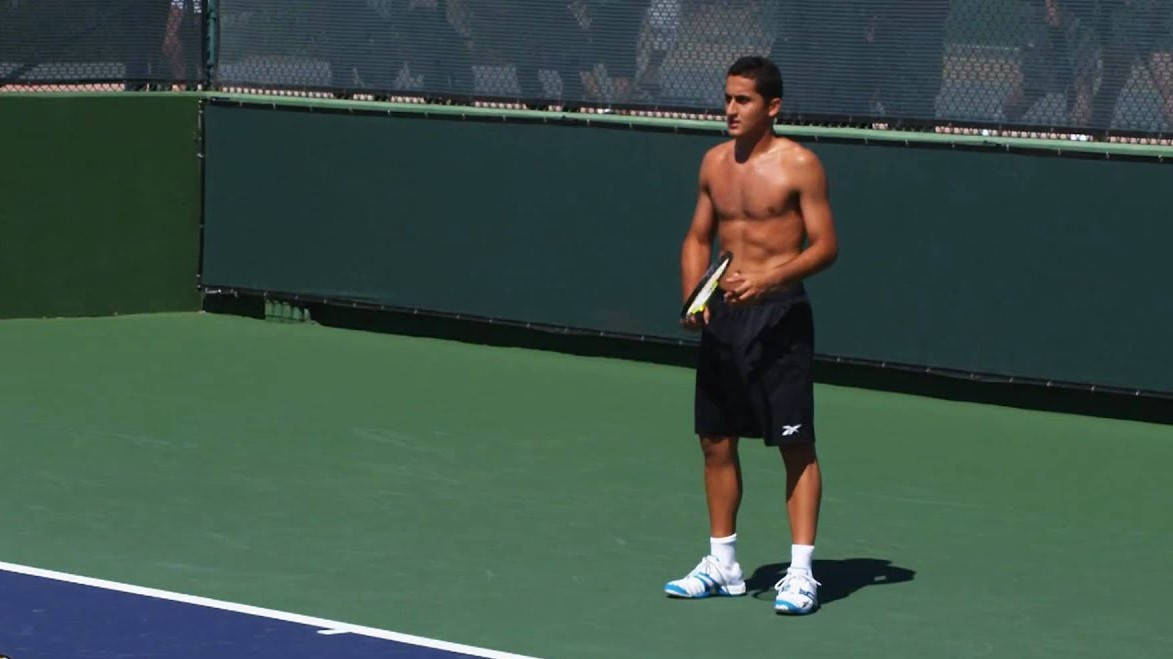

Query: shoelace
left=690, top=555, right=723, bottom=580
left=774, top=571, right=821, bottom=594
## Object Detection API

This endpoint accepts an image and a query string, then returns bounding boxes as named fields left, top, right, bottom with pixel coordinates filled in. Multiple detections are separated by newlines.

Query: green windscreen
left=0, top=95, right=201, bottom=319
left=202, top=101, right=1173, bottom=393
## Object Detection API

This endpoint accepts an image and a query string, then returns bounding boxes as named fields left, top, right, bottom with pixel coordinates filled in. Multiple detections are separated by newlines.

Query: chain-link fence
left=5, top=1, right=1173, bottom=135
left=0, top=0, right=204, bottom=91
left=212, top=0, right=1173, bottom=134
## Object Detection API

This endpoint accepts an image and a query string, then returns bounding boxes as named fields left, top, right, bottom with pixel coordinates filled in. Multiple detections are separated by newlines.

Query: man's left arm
left=769, top=150, right=839, bottom=287
left=726, top=151, right=839, bottom=305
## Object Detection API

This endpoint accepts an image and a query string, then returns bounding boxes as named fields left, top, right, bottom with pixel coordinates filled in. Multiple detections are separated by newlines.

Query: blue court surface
left=0, top=562, right=535, bottom=659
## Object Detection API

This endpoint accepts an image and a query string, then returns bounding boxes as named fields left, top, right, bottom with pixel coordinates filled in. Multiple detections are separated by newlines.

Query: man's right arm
left=681, top=154, right=717, bottom=328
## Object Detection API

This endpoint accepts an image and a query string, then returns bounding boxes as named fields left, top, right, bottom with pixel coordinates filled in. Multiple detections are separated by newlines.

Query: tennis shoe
left=664, top=555, right=746, bottom=598
left=774, top=568, right=820, bottom=614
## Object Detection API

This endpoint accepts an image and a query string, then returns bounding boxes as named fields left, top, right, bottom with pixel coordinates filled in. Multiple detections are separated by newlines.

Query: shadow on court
left=746, top=558, right=916, bottom=605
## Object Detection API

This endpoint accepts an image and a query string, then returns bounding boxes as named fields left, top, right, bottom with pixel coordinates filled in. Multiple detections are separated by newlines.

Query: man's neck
left=733, top=126, right=776, bottom=162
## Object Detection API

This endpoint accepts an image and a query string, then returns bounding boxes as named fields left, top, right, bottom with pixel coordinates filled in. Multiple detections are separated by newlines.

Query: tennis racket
left=681, top=252, right=733, bottom=320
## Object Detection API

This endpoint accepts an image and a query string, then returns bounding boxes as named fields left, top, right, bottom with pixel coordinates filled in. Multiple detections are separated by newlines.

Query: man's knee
left=779, top=440, right=817, bottom=468
left=699, top=435, right=738, bottom=466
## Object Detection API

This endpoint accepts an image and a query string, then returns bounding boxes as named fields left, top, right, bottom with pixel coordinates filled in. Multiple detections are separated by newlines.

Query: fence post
left=204, top=0, right=219, bottom=89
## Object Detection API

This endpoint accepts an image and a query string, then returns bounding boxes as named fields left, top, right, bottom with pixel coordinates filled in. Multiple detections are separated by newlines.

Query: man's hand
left=723, top=270, right=777, bottom=306
left=680, top=307, right=711, bottom=331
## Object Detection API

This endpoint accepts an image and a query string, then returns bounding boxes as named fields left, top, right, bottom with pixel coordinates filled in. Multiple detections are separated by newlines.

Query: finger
left=703, top=307, right=711, bottom=325
left=732, top=285, right=757, bottom=305
left=726, top=283, right=749, bottom=299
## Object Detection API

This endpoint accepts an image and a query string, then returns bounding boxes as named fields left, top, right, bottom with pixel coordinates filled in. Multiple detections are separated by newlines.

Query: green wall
left=0, top=95, right=202, bottom=319
left=202, top=102, right=1173, bottom=393
left=808, top=142, right=1172, bottom=393
left=203, top=103, right=700, bottom=337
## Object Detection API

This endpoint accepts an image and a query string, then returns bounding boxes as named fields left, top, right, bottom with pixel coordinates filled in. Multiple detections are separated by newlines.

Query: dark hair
left=726, top=56, right=783, bottom=101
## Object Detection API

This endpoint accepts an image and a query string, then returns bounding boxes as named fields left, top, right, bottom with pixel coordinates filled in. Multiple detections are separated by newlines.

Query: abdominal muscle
left=716, top=213, right=805, bottom=292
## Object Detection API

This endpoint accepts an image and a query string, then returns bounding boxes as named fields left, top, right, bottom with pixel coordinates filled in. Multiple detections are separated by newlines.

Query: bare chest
left=708, top=165, right=797, bottom=221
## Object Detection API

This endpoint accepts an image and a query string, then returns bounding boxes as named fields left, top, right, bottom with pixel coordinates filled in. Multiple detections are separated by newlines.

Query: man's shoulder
left=702, top=141, right=733, bottom=162
left=775, top=138, right=819, bottom=166
left=774, top=139, right=825, bottom=179
left=698, top=142, right=732, bottom=181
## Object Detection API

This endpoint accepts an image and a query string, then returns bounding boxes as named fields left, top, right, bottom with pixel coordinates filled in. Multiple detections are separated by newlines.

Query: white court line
left=0, top=560, right=540, bottom=659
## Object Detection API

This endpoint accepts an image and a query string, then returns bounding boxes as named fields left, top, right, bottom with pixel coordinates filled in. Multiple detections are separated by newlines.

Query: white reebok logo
left=781, top=424, right=802, bottom=437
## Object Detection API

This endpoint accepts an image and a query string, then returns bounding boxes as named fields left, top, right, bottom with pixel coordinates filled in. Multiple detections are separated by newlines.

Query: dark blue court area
left=0, top=567, right=507, bottom=659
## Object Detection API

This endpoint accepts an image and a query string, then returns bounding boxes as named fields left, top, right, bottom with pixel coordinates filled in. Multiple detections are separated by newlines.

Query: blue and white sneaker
left=773, top=568, right=820, bottom=614
left=664, top=555, right=746, bottom=598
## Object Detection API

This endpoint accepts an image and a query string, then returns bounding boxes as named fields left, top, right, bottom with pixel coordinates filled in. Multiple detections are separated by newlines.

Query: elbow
left=684, top=232, right=711, bottom=253
left=821, top=240, right=839, bottom=270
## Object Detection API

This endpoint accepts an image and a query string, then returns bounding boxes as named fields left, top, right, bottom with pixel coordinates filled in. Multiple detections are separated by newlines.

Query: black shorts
left=694, top=285, right=815, bottom=445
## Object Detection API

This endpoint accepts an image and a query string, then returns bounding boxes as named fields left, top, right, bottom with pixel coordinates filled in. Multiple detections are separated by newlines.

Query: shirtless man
left=664, top=56, right=839, bottom=615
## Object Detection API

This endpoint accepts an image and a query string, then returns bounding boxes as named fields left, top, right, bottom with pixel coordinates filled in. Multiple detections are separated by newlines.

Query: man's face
left=724, top=75, right=779, bottom=137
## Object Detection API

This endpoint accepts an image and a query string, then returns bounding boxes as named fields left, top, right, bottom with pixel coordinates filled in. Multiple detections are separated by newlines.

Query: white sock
left=710, top=534, right=737, bottom=567
left=790, top=544, right=814, bottom=574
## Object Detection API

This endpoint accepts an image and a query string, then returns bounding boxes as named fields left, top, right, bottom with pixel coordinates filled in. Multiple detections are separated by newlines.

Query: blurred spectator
left=582, top=0, right=651, bottom=104
left=461, top=1, right=587, bottom=102
left=1004, top=0, right=1092, bottom=124
left=634, top=0, right=680, bottom=101
left=1153, top=3, right=1173, bottom=126
left=313, top=0, right=396, bottom=94
left=1004, top=0, right=1173, bottom=130
left=872, top=0, right=949, bottom=120
left=162, top=0, right=203, bottom=89
left=124, top=1, right=172, bottom=89
left=772, top=1, right=873, bottom=117
left=1081, top=0, right=1173, bottom=128
left=525, top=1, right=590, bottom=102
left=394, top=0, right=472, bottom=96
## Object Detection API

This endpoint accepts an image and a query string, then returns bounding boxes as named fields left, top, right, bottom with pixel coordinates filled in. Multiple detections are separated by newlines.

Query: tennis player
left=667, top=56, right=839, bottom=615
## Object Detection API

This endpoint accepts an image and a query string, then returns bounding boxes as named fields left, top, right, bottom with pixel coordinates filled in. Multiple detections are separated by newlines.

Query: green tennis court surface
left=2, top=313, right=1169, bottom=658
